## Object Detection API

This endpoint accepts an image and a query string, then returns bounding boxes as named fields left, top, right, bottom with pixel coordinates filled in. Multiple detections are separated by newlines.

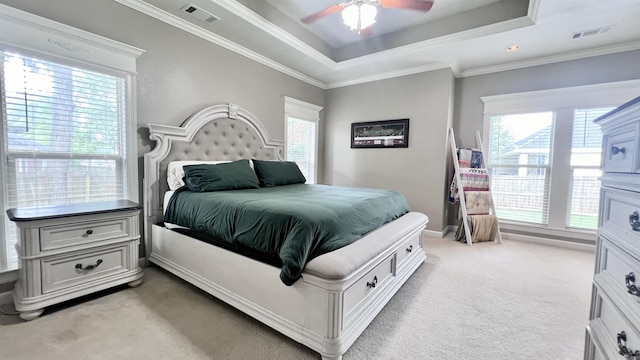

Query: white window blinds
left=287, top=117, right=316, bottom=183
left=487, top=112, right=554, bottom=225
left=567, top=108, right=611, bottom=229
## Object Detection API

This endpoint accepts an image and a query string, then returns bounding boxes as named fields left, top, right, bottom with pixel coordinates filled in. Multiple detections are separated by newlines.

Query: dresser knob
left=86, top=229, right=93, bottom=235
left=618, top=331, right=640, bottom=359
left=366, top=276, right=378, bottom=289
left=75, top=259, right=103, bottom=271
left=626, top=272, right=639, bottom=297
left=612, top=146, right=626, bottom=155
left=406, top=245, right=413, bottom=253
left=630, top=212, right=640, bottom=232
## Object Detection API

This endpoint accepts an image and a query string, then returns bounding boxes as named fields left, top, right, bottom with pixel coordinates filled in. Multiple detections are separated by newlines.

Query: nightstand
left=7, top=200, right=144, bottom=321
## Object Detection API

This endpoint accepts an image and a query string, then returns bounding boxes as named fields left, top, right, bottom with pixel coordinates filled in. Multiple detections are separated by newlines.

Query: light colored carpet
left=0, top=237, right=594, bottom=360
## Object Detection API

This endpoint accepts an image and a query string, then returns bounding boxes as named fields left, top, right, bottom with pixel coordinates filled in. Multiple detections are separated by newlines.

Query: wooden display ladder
left=448, top=128, right=502, bottom=245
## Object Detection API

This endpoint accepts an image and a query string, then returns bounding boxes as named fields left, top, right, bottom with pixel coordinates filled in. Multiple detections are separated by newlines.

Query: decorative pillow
left=167, top=160, right=231, bottom=190
left=183, top=160, right=259, bottom=192
left=252, top=160, right=306, bottom=187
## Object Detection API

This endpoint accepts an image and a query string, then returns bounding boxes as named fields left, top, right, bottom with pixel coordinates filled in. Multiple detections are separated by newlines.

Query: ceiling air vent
left=181, top=3, right=220, bottom=23
left=572, top=26, right=611, bottom=39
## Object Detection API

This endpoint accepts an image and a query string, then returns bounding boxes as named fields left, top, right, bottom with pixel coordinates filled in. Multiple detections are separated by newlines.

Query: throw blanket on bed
left=164, top=184, right=410, bottom=286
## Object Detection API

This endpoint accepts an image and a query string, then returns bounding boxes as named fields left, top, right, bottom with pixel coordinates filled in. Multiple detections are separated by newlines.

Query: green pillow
left=252, top=160, right=306, bottom=187
left=183, top=160, right=259, bottom=192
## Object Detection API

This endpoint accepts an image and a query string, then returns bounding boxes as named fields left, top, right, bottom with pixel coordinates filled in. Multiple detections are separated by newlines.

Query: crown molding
left=112, top=0, right=637, bottom=89
left=0, top=3, right=144, bottom=73
left=113, top=0, right=328, bottom=89
left=459, top=40, right=640, bottom=78
left=212, top=0, right=336, bottom=69
left=327, top=62, right=454, bottom=89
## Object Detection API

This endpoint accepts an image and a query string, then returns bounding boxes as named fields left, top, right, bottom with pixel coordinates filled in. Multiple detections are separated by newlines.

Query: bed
left=143, top=103, right=428, bottom=360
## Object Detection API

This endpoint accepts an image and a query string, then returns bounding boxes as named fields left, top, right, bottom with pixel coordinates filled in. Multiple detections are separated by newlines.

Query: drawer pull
left=86, top=229, right=93, bottom=235
left=406, top=245, right=413, bottom=253
left=630, top=212, right=640, bottom=232
left=612, top=146, right=626, bottom=155
left=366, top=276, right=378, bottom=289
left=75, top=259, right=103, bottom=271
left=626, top=272, right=640, bottom=297
left=617, top=331, right=640, bottom=359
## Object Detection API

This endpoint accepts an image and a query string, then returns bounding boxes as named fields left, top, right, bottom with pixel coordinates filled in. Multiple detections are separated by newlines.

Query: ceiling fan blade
left=301, top=4, right=344, bottom=24
left=379, top=0, right=434, bottom=12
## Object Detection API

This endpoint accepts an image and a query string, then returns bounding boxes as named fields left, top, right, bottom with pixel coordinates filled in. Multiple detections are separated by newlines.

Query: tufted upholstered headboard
left=143, top=103, right=284, bottom=258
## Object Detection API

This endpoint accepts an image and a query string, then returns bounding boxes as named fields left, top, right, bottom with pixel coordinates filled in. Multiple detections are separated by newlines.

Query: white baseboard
left=447, top=225, right=594, bottom=251
left=503, top=232, right=595, bottom=252
left=423, top=228, right=448, bottom=238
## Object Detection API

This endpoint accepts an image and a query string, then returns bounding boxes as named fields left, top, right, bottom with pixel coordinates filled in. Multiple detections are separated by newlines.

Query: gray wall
left=0, top=0, right=326, bottom=187
left=324, top=69, right=455, bottom=231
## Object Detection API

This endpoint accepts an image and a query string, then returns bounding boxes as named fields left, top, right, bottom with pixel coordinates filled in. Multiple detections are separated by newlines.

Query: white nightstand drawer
left=602, top=124, right=638, bottom=173
left=40, top=217, right=131, bottom=251
left=41, top=245, right=130, bottom=294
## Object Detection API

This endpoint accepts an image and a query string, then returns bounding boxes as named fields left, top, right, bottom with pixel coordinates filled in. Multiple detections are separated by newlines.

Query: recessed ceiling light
left=506, top=45, right=521, bottom=52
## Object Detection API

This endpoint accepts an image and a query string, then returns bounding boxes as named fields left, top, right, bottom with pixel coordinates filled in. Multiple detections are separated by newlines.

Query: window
left=0, top=5, right=142, bottom=272
left=568, top=108, right=609, bottom=229
left=0, top=52, right=132, bottom=270
left=488, top=112, right=553, bottom=225
left=284, top=97, right=323, bottom=184
left=287, top=117, right=317, bottom=182
left=482, top=81, right=639, bottom=237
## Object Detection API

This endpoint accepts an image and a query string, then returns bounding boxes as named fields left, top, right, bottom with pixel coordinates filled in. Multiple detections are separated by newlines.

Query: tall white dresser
left=585, top=96, right=640, bottom=360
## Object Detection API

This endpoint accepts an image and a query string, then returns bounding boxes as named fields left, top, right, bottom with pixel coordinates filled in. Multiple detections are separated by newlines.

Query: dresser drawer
left=41, top=245, right=130, bottom=294
left=585, top=326, right=608, bottom=360
left=40, top=217, right=132, bottom=251
left=595, top=236, right=640, bottom=332
left=343, top=254, right=394, bottom=328
left=395, top=232, right=421, bottom=267
left=590, top=286, right=640, bottom=360
left=601, top=124, right=638, bottom=173
left=600, top=188, right=640, bottom=256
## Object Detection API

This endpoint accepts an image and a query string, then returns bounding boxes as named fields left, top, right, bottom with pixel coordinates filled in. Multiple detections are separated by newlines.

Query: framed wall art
left=351, top=118, right=409, bottom=148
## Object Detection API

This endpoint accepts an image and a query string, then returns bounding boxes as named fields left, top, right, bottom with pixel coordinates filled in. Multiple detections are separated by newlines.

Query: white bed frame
left=143, top=103, right=428, bottom=360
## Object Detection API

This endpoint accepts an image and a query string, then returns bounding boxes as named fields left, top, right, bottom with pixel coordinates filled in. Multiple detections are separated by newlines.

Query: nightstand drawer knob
left=75, top=259, right=103, bottom=271
left=626, top=272, right=639, bottom=297
left=630, top=212, right=640, bottom=232
left=406, top=245, right=413, bottom=253
left=86, top=229, right=93, bottom=235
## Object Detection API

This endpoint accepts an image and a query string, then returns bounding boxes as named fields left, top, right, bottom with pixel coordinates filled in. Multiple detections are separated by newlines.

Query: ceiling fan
left=301, top=0, right=435, bottom=34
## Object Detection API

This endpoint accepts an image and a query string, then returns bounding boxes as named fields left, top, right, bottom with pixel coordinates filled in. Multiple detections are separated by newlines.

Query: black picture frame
left=351, top=119, right=410, bottom=148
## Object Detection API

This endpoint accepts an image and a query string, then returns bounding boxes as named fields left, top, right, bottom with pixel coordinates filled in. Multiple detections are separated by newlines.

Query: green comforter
left=164, top=184, right=410, bottom=285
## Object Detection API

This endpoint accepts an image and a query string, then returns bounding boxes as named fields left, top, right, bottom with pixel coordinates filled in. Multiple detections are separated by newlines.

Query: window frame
left=480, top=79, right=640, bottom=240
left=0, top=4, right=143, bottom=273
left=283, top=96, right=323, bottom=184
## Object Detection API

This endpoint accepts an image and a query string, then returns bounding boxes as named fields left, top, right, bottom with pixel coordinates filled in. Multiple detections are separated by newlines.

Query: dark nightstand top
left=6, top=200, right=141, bottom=222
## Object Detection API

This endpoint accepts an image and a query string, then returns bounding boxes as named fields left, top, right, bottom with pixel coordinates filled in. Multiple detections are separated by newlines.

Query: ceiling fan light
left=359, top=3, right=377, bottom=30
left=341, top=4, right=359, bottom=31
